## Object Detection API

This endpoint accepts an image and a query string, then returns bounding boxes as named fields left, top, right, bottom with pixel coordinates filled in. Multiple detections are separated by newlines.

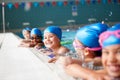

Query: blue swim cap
left=44, top=26, right=62, bottom=40
left=24, top=27, right=31, bottom=31
left=76, top=23, right=108, bottom=49
left=87, top=23, right=109, bottom=35
left=31, top=28, right=42, bottom=37
left=22, top=27, right=31, bottom=33
left=99, top=23, right=120, bottom=48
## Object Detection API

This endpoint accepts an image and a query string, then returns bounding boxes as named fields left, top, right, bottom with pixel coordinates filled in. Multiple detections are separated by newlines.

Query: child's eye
left=50, top=35, right=53, bottom=38
left=102, top=50, right=109, bottom=55
left=44, top=37, right=47, bottom=39
left=117, top=49, right=120, bottom=54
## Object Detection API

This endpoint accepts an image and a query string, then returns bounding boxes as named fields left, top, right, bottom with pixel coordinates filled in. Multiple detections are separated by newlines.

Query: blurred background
left=0, top=0, right=120, bottom=33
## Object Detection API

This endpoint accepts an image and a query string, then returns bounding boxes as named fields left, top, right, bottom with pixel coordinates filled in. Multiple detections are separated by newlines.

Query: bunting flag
left=69, top=1, right=74, bottom=5
left=20, top=2, right=25, bottom=8
left=33, top=2, right=39, bottom=7
left=81, top=0, right=85, bottom=5
left=75, top=0, right=79, bottom=5
left=52, top=1, right=56, bottom=6
left=46, top=1, right=51, bottom=7
left=108, top=0, right=111, bottom=3
left=102, top=0, right=107, bottom=4
left=92, top=0, right=96, bottom=4
left=64, top=1, right=68, bottom=6
left=98, top=0, right=101, bottom=3
left=87, top=0, right=91, bottom=4
left=58, top=1, right=63, bottom=6
left=113, top=0, right=117, bottom=3
left=2, top=0, right=120, bottom=9
left=40, top=2, right=44, bottom=7
left=24, top=2, right=31, bottom=11
left=14, top=2, right=19, bottom=8
left=118, top=0, right=120, bottom=3
left=7, top=3, right=13, bottom=9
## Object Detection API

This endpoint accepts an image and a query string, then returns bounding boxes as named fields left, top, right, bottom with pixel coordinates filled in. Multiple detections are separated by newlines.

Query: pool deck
left=0, top=33, right=75, bottom=80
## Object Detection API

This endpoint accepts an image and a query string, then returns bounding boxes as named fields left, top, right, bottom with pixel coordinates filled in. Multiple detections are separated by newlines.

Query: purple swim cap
left=99, top=23, right=120, bottom=48
left=76, top=23, right=108, bottom=51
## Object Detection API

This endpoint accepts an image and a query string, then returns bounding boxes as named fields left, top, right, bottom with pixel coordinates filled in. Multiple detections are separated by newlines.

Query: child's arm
left=64, top=64, right=110, bottom=80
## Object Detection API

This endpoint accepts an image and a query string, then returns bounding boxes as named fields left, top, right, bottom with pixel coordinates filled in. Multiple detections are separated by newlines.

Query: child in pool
left=19, top=28, right=44, bottom=48
left=98, top=23, right=120, bottom=79
left=57, top=23, right=109, bottom=79
left=61, top=23, right=120, bottom=80
left=20, top=27, right=31, bottom=43
left=30, top=28, right=44, bottom=49
left=43, top=26, right=70, bottom=63
left=60, top=23, right=108, bottom=65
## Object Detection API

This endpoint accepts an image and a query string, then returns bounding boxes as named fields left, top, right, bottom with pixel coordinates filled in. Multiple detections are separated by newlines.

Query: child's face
left=31, top=34, right=42, bottom=44
left=73, top=39, right=84, bottom=54
left=73, top=39, right=94, bottom=59
left=43, top=33, right=60, bottom=49
left=23, top=30, right=31, bottom=39
left=102, top=44, right=120, bottom=78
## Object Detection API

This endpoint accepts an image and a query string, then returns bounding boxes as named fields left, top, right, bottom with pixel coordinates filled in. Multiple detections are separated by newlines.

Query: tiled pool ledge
left=0, top=33, right=75, bottom=80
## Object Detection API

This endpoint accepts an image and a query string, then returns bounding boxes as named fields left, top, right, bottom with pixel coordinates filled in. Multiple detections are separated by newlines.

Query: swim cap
left=22, top=27, right=31, bottom=33
left=99, top=23, right=120, bottom=48
left=31, top=28, right=42, bottom=37
left=76, top=23, right=108, bottom=51
left=87, top=23, right=109, bottom=35
left=44, top=26, right=62, bottom=40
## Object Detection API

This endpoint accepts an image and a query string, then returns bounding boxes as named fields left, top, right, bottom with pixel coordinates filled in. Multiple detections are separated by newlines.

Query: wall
left=0, top=1, right=120, bottom=32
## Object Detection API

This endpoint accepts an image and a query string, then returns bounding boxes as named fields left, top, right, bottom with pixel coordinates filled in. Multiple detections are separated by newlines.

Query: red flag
left=40, top=2, right=44, bottom=7
left=87, top=0, right=90, bottom=4
left=52, top=1, right=56, bottom=6
left=108, top=0, right=111, bottom=3
left=98, top=0, right=101, bottom=3
left=14, top=2, right=19, bottom=8
left=118, top=0, right=120, bottom=3
left=64, top=1, right=68, bottom=6
left=75, top=0, right=79, bottom=5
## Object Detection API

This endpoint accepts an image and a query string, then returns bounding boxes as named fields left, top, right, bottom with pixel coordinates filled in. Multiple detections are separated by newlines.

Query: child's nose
left=108, top=53, right=117, bottom=63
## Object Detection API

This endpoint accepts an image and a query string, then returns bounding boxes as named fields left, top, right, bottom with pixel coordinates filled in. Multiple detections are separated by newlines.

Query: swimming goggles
left=99, top=30, right=120, bottom=46
left=73, top=40, right=101, bottom=51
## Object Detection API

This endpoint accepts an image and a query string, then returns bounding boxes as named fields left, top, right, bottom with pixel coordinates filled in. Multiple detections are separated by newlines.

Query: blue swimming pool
left=62, top=30, right=76, bottom=51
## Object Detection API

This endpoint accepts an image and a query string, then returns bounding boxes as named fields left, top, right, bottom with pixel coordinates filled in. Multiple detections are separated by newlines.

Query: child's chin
left=109, top=75, right=120, bottom=80
left=108, top=72, right=120, bottom=79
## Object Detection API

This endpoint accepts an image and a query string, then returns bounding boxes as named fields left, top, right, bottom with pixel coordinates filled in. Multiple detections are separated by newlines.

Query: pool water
left=15, top=30, right=77, bottom=51
left=62, top=30, right=76, bottom=51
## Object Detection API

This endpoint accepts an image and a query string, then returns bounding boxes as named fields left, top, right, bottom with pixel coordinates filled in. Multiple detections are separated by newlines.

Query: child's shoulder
left=59, top=46, right=70, bottom=54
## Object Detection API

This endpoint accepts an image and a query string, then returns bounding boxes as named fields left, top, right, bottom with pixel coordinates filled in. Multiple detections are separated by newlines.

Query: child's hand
left=48, top=57, right=57, bottom=63
left=34, top=44, right=42, bottom=50
left=34, top=43, right=44, bottom=49
left=56, top=56, right=73, bottom=68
